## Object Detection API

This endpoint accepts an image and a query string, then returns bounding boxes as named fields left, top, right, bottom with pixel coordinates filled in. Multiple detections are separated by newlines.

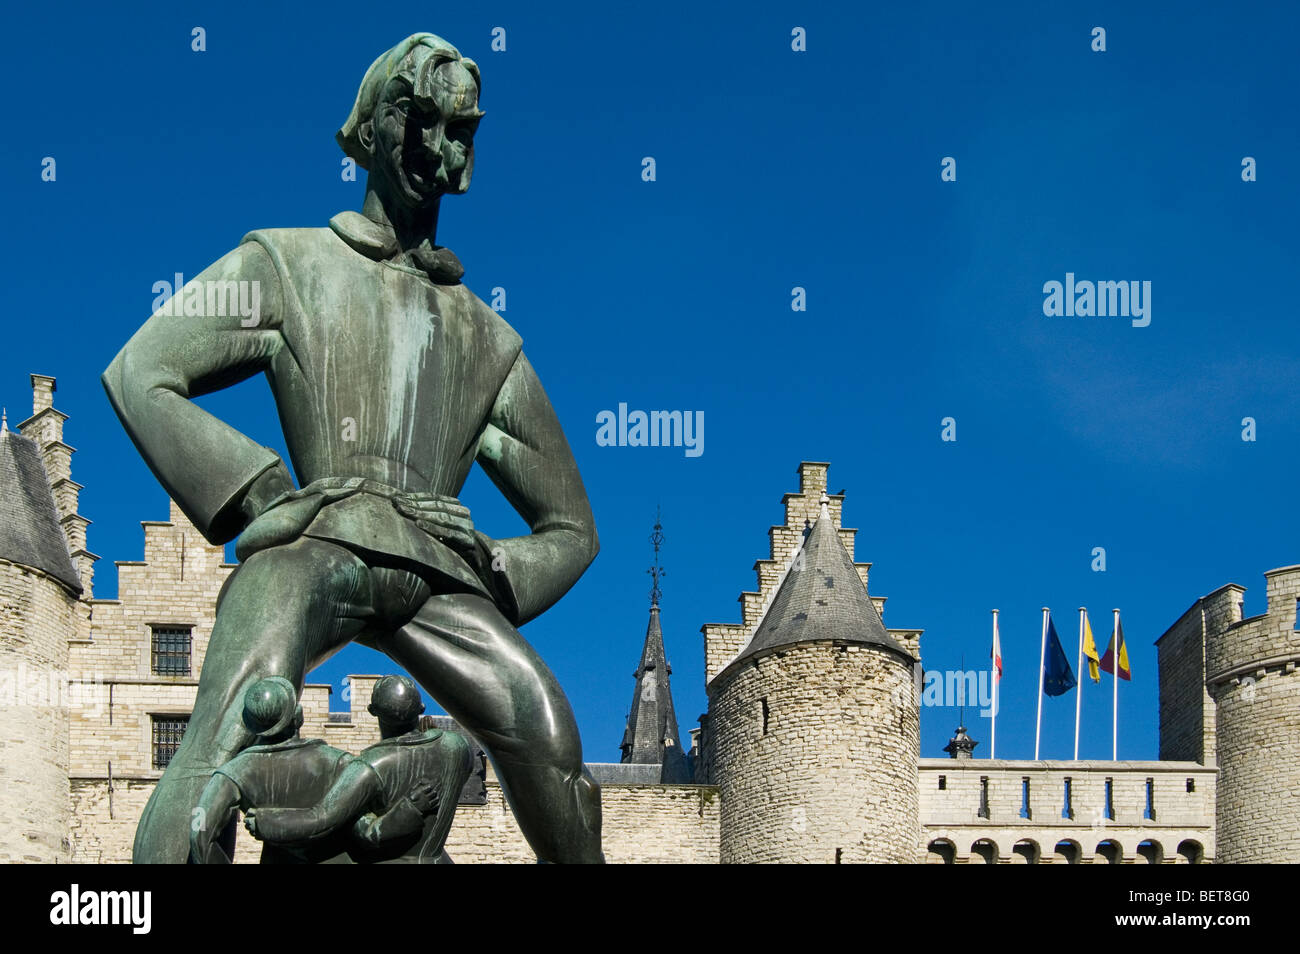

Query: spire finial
left=0, top=407, right=7, bottom=433
left=819, top=491, right=830, bottom=518
left=647, top=505, right=665, bottom=607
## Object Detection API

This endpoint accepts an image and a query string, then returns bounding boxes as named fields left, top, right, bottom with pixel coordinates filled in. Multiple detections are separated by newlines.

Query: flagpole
left=991, top=609, right=999, bottom=759
left=1035, top=607, right=1048, bottom=760
left=1073, top=607, right=1085, bottom=760
left=1112, top=608, right=1120, bottom=761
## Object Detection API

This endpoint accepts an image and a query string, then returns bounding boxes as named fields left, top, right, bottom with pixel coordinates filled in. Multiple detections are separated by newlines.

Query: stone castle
left=2, top=375, right=1296, bottom=863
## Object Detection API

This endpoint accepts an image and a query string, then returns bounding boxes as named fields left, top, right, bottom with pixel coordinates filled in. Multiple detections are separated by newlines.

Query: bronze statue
left=246, top=676, right=472, bottom=864
left=105, top=33, right=602, bottom=863
left=191, top=677, right=357, bottom=864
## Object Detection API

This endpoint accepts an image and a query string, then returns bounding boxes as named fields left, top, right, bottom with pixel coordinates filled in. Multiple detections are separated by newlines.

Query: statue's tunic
left=103, top=212, right=595, bottom=625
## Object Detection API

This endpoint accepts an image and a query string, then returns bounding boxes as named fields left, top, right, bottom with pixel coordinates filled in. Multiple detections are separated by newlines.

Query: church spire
left=620, top=509, right=690, bottom=782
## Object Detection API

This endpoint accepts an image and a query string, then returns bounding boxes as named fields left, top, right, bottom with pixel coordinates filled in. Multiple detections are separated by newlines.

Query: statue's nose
left=421, top=121, right=444, bottom=155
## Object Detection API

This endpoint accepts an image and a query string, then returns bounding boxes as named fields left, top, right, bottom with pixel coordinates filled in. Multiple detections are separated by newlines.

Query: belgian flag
left=1099, top=618, right=1131, bottom=680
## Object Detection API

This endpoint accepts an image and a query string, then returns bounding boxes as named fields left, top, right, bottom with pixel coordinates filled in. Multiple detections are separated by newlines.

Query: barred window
left=151, top=626, right=192, bottom=675
left=152, top=715, right=189, bottom=769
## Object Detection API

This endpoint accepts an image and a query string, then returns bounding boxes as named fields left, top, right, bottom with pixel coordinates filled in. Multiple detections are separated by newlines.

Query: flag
left=1043, top=614, right=1077, bottom=696
left=992, top=615, right=1003, bottom=682
left=1100, top=618, right=1131, bottom=680
left=1082, top=611, right=1101, bottom=682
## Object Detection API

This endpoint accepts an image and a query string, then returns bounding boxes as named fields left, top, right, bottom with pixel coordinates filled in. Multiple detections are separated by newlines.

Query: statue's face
left=369, top=57, right=482, bottom=207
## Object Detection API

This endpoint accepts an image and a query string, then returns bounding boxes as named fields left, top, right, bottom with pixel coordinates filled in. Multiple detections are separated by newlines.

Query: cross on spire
left=647, top=505, right=665, bottom=608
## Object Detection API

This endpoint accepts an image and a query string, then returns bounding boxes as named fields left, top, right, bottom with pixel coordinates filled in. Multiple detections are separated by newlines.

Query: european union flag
left=1042, top=614, right=1077, bottom=696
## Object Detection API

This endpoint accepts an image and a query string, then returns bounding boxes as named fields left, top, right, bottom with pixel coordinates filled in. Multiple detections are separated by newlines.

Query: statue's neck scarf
left=330, top=211, right=464, bottom=285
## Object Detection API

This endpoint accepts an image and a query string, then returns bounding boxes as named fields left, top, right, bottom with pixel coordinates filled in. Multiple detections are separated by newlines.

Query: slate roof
left=619, top=604, right=692, bottom=783
left=734, top=506, right=910, bottom=666
left=0, top=423, right=81, bottom=593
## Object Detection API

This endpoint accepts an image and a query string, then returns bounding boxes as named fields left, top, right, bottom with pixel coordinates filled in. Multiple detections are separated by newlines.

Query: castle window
left=1104, top=777, right=1115, bottom=820
left=938, top=775, right=947, bottom=790
left=1186, top=777, right=1195, bottom=793
left=760, top=697, right=769, bottom=736
left=1062, top=777, right=1074, bottom=819
left=151, top=715, right=189, bottom=769
left=1144, top=777, right=1155, bottom=820
left=151, top=625, right=192, bottom=675
left=1019, top=777, right=1031, bottom=819
left=1294, top=599, right=1300, bottom=630
left=978, top=776, right=990, bottom=818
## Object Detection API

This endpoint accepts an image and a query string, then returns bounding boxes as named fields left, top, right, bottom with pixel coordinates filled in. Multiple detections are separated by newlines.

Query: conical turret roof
left=0, top=425, right=81, bottom=593
left=735, top=502, right=909, bottom=665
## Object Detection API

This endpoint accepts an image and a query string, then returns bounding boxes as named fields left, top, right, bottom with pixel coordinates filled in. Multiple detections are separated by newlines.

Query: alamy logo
left=595, top=403, right=704, bottom=458
left=1042, top=273, right=1151, bottom=327
left=152, top=273, right=262, bottom=327
left=49, top=884, right=151, bottom=934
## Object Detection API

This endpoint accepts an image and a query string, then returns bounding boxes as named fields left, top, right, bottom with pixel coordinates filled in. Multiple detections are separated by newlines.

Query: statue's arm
left=351, top=779, right=439, bottom=847
left=101, top=242, right=294, bottom=546
left=473, top=351, right=599, bottom=625
left=190, top=773, right=241, bottom=864
left=249, top=760, right=381, bottom=844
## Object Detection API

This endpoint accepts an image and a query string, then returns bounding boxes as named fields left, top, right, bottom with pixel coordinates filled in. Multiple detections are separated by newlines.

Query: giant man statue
left=103, top=33, right=603, bottom=863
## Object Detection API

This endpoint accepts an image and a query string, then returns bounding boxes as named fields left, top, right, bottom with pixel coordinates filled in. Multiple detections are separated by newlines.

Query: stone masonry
left=921, top=760, right=1215, bottom=863
left=1204, top=566, right=1300, bottom=863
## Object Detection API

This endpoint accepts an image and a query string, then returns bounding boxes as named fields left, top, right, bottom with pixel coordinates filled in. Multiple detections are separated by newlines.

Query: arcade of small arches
left=925, top=836, right=1206, bottom=864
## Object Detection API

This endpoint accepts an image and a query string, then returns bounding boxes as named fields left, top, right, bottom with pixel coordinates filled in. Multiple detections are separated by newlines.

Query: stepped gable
left=733, top=497, right=910, bottom=667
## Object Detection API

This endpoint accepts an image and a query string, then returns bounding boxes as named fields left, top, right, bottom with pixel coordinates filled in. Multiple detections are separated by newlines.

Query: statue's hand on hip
left=393, top=494, right=476, bottom=554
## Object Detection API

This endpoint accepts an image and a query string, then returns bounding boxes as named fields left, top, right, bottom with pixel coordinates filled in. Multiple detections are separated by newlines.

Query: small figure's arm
left=191, top=773, right=242, bottom=865
left=351, top=780, right=439, bottom=848
left=244, top=760, right=382, bottom=845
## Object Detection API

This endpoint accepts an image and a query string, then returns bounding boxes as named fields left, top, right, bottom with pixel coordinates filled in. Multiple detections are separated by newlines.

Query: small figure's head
left=242, top=676, right=303, bottom=744
left=369, top=674, right=425, bottom=736
left=338, top=33, right=484, bottom=208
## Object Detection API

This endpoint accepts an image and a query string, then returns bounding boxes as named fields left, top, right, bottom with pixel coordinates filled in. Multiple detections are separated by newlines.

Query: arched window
left=1053, top=840, right=1081, bottom=864
left=971, top=839, right=998, bottom=864
left=1012, top=839, right=1040, bottom=864
left=1095, top=839, right=1122, bottom=864
left=1177, top=839, right=1204, bottom=865
left=926, top=839, right=956, bottom=864
left=1137, top=840, right=1163, bottom=864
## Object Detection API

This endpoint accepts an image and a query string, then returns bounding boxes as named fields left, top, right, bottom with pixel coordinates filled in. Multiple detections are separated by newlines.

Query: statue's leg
left=385, top=592, right=603, bottom=863
left=132, top=537, right=376, bottom=863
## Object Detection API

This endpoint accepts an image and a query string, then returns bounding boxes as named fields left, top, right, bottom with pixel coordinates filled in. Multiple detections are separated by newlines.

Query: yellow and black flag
left=1083, top=612, right=1101, bottom=682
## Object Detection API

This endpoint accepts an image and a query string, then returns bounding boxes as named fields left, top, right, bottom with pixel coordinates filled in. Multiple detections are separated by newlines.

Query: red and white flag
left=992, top=614, right=1003, bottom=682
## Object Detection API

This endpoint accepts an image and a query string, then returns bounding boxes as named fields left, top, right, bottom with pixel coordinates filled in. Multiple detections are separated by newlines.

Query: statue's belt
left=235, top=476, right=490, bottom=597
left=263, top=476, right=454, bottom=512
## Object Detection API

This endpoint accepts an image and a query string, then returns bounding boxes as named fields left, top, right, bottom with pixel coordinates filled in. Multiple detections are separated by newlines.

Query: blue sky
left=4, top=1, right=1298, bottom=764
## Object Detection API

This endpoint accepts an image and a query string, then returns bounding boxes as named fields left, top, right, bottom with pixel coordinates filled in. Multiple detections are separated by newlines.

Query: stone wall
left=1206, top=566, right=1300, bottom=863
left=67, top=501, right=232, bottom=798
left=1156, top=585, right=1238, bottom=763
left=67, top=772, right=719, bottom=864
left=710, top=641, right=920, bottom=863
left=0, top=560, right=82, bottom=862
left=444, top=782, right=719, bottom=864
left=920, top=759, right=1216, bottom=863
